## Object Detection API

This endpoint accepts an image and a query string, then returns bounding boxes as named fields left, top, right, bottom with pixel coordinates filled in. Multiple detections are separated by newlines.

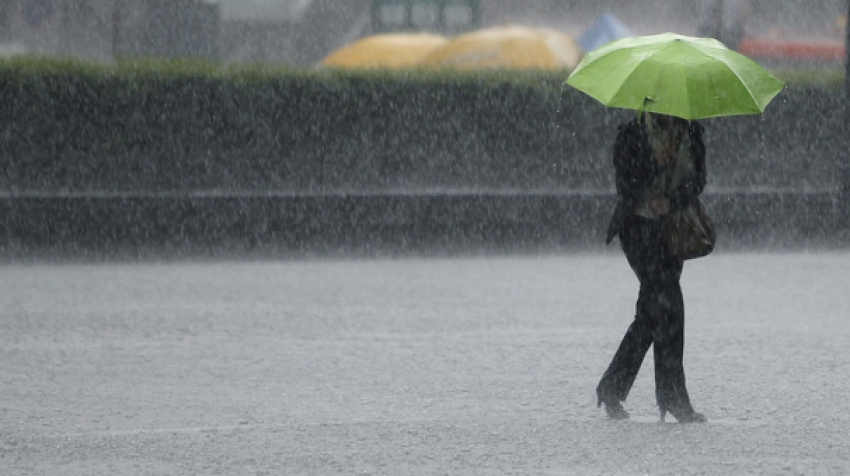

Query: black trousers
left=597, top=214, right=694, bottom=414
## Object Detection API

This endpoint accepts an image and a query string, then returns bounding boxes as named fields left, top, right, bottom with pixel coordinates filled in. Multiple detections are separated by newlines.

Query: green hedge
left=1, top=57, right=845, bottom=193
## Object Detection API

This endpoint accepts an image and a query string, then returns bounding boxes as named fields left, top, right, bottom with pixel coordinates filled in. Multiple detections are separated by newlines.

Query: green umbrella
left=565, top=33, right=784, bottom=120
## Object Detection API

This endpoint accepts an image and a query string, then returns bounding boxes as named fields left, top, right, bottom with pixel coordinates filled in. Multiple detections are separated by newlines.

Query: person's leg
left=650, top=243, right=705, bottom=422
left=596, top=284, right=654, bottom=403
left=596, top=216, right=657, bottom=414
left=651, top=266, right=690, bottom=412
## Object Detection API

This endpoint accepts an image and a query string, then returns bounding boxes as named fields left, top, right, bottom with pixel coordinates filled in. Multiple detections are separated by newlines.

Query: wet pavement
left=2, top=252, right=849, bottom=475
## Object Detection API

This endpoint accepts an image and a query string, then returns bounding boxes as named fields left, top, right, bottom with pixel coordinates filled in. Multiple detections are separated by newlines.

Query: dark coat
left=605, top=119, right=707, bottom=245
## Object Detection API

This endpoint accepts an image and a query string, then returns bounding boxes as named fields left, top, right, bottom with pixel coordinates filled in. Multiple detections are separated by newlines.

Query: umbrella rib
left=610, top=42, right=679, bottom=113
left=706, top=50, right=782, bottom=113
left=605, top=60, right=648, bottom=105
left=691, top=60, right=720, bottom=119
left=701, top=57, right=763, bottom=117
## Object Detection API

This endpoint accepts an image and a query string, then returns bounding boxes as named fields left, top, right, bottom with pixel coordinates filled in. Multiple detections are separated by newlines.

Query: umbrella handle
left=636, top=96, right=655, bottom=122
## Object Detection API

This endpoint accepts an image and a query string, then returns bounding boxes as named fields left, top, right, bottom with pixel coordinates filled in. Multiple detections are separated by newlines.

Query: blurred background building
left=0, top=0, right=846, bottom=65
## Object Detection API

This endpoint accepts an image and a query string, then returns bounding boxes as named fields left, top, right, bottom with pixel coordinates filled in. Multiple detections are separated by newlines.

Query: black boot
left=597, top=388, right=629, bottom=420
left=659, top=405, right=706, bottom=423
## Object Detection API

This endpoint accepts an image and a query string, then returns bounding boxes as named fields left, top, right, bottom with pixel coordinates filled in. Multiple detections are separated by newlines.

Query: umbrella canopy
left=420, top=25, right=582, bottom=71
left=321, top=33, right=449, bottom=70
left=565, top=33, right=784, bottom=120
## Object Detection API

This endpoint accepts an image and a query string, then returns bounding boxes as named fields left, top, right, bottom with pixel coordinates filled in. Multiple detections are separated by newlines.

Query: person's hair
left=646, top=113, right=687, bottom=131
left=645, top=113, right=688, bottom=161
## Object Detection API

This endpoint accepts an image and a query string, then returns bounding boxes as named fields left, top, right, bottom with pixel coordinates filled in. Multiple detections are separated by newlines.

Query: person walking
left=595, top=112, right=707, bottom=423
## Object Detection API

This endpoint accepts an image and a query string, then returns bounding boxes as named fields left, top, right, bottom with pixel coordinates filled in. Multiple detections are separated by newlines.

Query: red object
left=738, top=38, right=846, bottom=62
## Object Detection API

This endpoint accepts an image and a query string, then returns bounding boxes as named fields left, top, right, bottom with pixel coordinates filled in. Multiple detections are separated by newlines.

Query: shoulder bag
left=661, top=197, right=716, bottom=260
left=655, top=123, right=716, bottom=260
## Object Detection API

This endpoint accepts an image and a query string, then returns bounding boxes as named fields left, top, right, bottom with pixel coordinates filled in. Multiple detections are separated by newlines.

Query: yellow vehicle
left=371, top=0, right=480, bottom=34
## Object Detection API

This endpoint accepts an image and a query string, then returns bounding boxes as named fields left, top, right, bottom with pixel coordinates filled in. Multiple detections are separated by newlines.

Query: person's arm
left=613, top=121, right=657, bottom=212
left=664, top=122, right=707, bottom=211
